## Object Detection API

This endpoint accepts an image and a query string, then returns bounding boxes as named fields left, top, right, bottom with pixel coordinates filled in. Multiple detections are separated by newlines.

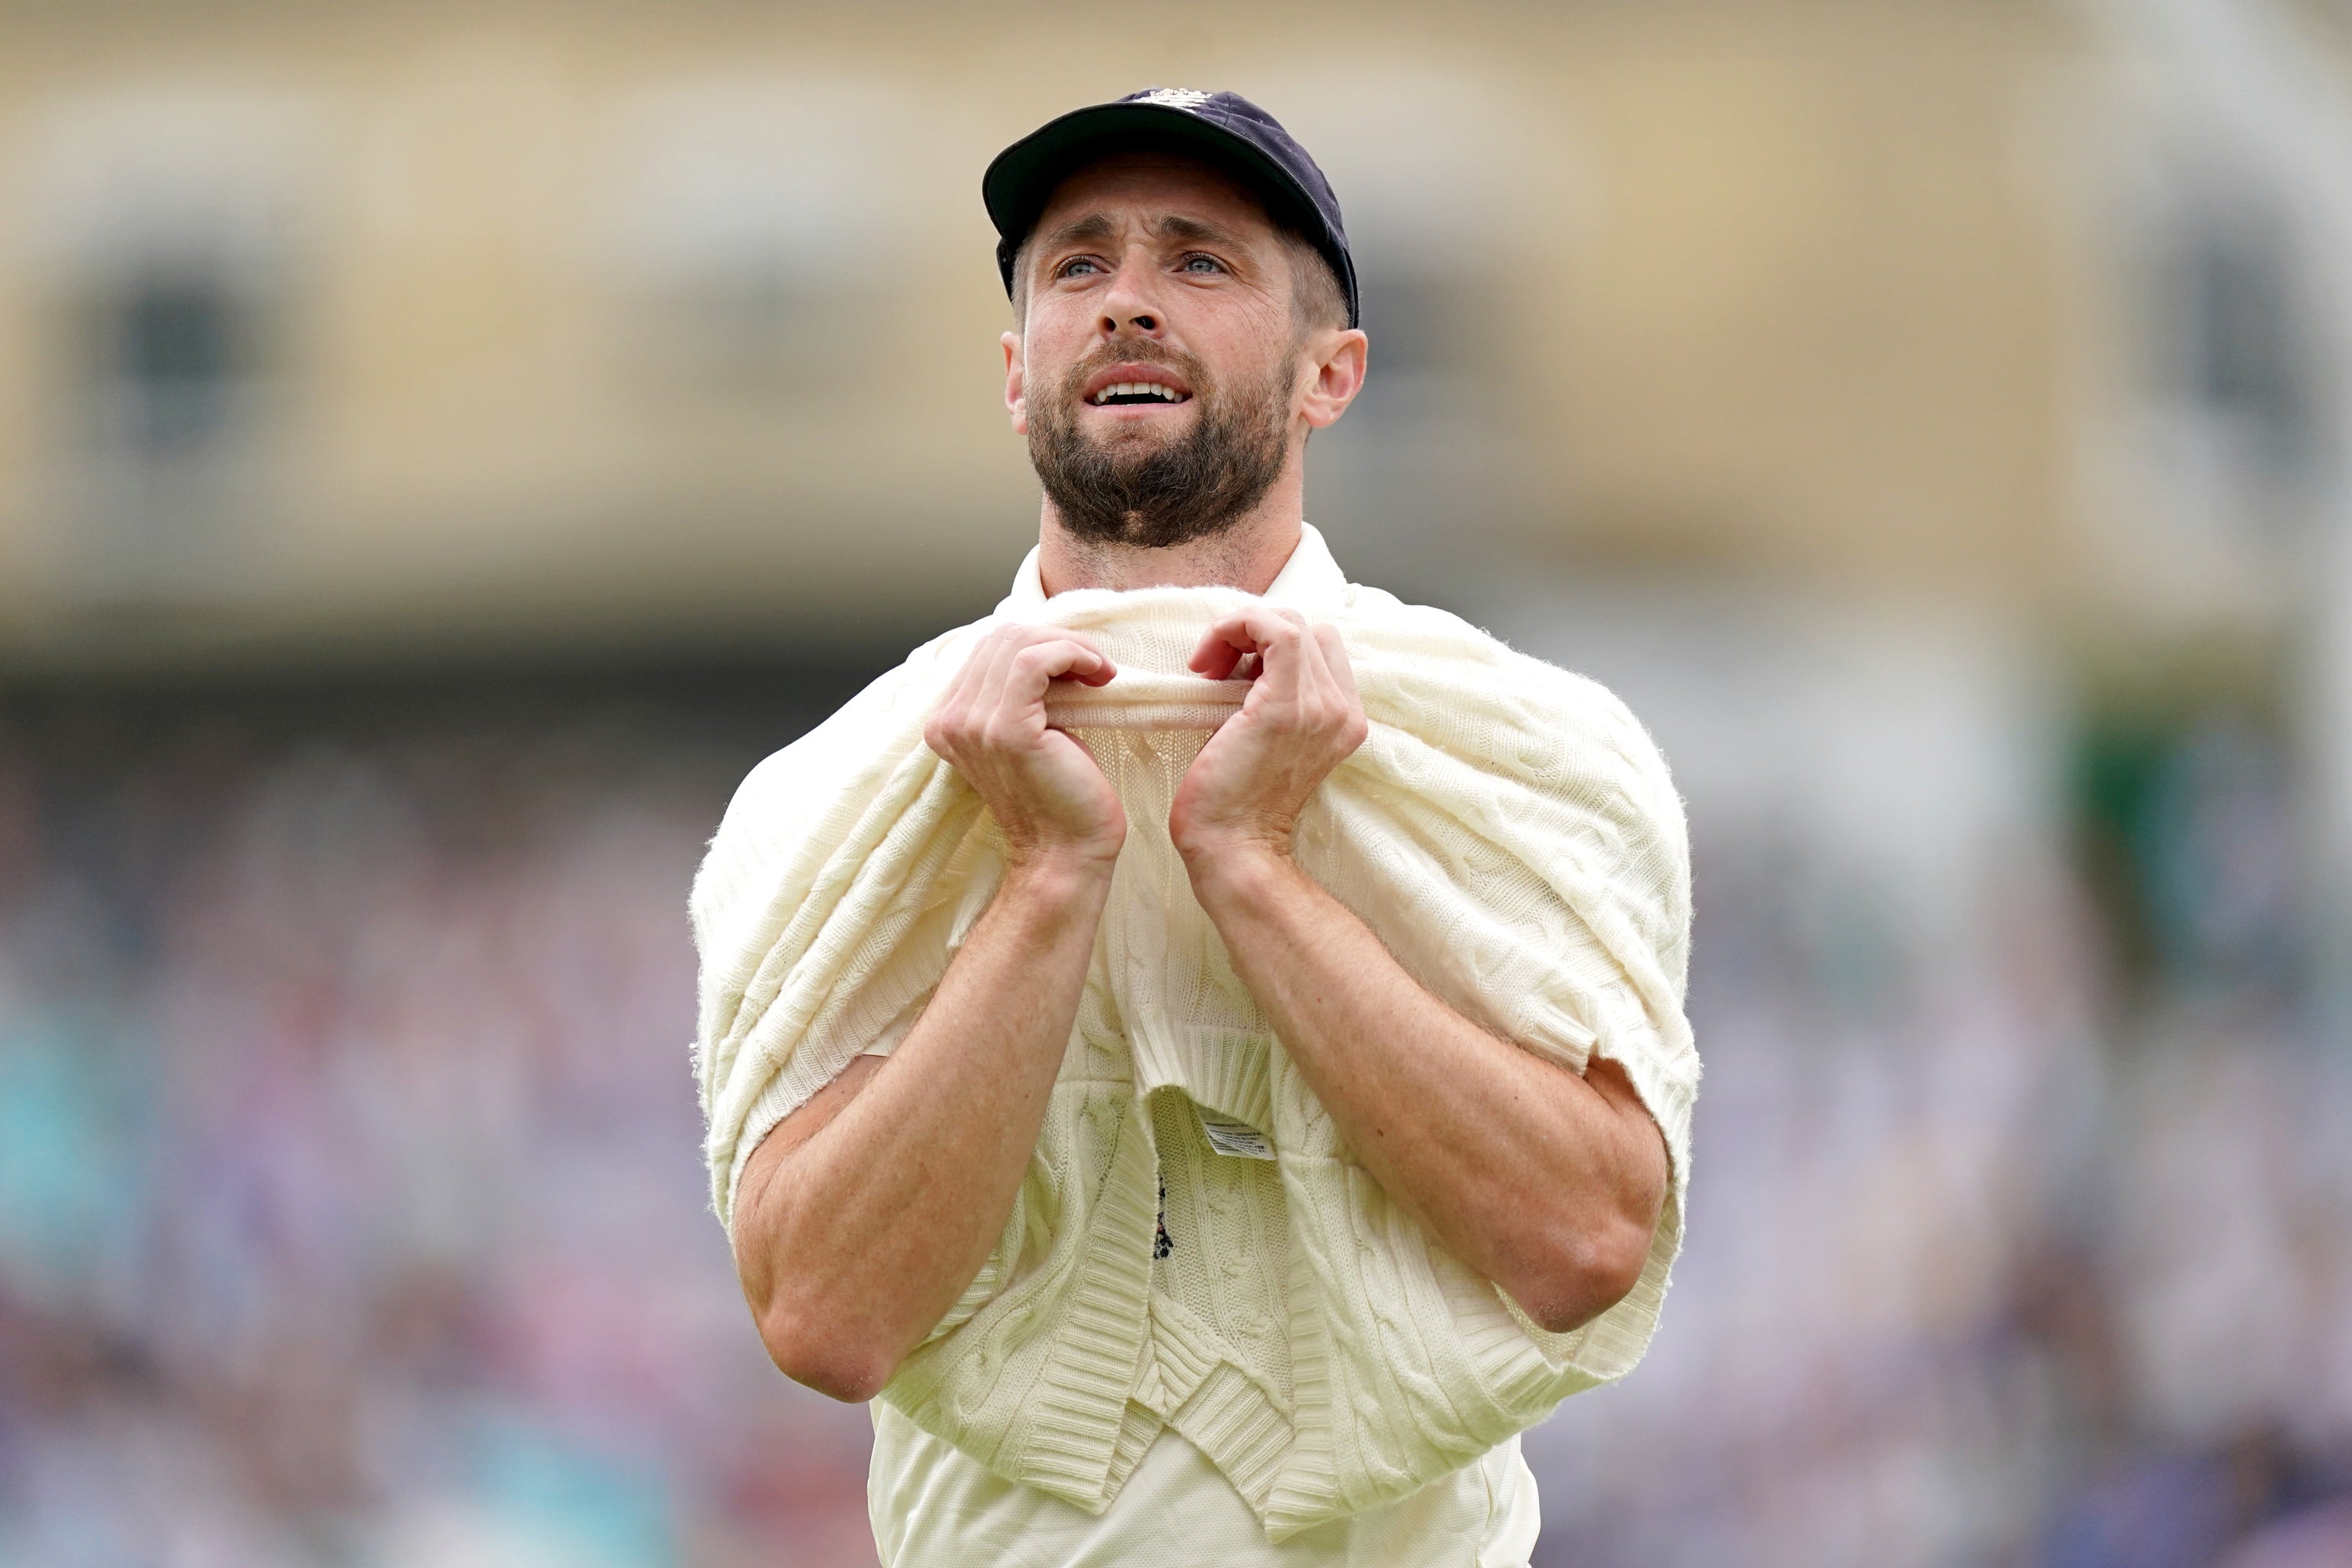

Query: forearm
left=731, top=851, right=1112, bottom=1399
left=1187, top=845, right=1666, bottom=1334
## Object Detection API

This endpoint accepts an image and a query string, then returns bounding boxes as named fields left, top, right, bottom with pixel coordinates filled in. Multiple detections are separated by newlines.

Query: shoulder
left=1341, top=586, right=1681, bottom=806
left=690, top=616, right=993, bottom=938
left=713, top=619, right=991, bottom=837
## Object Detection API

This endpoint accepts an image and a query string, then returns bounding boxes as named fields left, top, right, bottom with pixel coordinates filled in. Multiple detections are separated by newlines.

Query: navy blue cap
left=983, top=88, right=1359, bottom=329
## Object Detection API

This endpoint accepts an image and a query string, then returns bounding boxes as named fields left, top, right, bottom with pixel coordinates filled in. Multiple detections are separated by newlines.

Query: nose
left=1097, top=250, right=1164, bottom=340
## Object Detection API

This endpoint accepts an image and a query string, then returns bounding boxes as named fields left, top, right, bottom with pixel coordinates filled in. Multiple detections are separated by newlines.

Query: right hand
left=924, top=625, right=1126, bottom=869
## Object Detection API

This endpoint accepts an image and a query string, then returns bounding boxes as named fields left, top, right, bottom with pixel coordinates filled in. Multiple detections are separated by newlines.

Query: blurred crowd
left=0, top=691, right=874, bottom=1567
left=0, top=683, right=2348, bottom=1566
left=1532, top=775, right=2352, bottom=1567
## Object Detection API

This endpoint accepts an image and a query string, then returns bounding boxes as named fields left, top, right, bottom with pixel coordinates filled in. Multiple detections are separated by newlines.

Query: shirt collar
left=1000, top=522, right=1348, bottom=615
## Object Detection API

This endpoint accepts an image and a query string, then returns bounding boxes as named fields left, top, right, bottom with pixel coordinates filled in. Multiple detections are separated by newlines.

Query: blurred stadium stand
left=3, top=2, right=2351, bottom=1564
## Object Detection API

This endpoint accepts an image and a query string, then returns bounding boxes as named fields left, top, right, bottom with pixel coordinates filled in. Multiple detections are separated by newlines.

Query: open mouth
left=1081, top=364, right=1194, bottom=408
left=1089, top=382, right=1191, bottom=407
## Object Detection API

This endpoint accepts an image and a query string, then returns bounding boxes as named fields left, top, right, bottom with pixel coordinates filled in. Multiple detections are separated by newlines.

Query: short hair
left=1010, top=223, right=1349, bottom=338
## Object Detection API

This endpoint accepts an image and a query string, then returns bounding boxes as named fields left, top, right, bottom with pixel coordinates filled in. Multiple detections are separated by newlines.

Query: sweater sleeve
left=1312, top=624, right=1699, bottom=1387
left=691, top=621, right=997, bottom=1231
left=1512, top=674, right=1698, bottom=1384
left=720, top=983, right=932, bottom=1220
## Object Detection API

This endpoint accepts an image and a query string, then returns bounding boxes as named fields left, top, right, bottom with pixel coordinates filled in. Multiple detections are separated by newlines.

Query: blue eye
left=1182, top=255, right=1221, bottom=274
left=1060, top=258, right=1101, bottom=278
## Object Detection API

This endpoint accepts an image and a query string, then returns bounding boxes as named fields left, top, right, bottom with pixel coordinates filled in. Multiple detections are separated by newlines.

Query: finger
left=1312, top=623, right=1369, bottom=751
left=1188, top=614, right=1254, bottom=678
left=985, top=637, right=1116, bottom=740
left=1051, top=630, right=1117, bottom=688
left=1187, top=606, right=1299, bottom=670
left=1009, top=636, right=1115, bottom=696
left=1247, top=608, right=1310, bottom=706
left=964, top=628, right=1028, bottom=730
left=1190, top=607, right=1307, bottom=690
left=927, top=628, right=1004, bottom=750
left=1311, top=622, right=1361, bottom=706
left=989, top=625, right=1114, bottom=685
left=1290, top=621, right=1346, bottom=728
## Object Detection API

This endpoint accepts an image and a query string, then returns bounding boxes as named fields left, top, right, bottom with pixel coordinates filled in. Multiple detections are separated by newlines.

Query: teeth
left=1090, top=381, right=1185, bottom=405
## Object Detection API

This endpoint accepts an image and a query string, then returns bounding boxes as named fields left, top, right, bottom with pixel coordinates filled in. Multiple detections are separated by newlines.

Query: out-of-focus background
left=3, top=1, right=2351, bottom=1563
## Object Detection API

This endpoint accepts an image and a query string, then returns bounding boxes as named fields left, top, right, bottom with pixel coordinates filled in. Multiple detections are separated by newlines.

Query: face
left=1004, top=151, right=1365, bottom=548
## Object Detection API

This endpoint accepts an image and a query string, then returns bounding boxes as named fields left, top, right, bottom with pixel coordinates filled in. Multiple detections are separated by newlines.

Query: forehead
left=1031, top=151, right=1279, bottom=243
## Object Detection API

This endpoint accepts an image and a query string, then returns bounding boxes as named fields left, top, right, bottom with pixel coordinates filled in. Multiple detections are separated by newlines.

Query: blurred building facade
left=0, top=0, right=2244, bottom=652
left=2, top=2, right=2350, bottom=1565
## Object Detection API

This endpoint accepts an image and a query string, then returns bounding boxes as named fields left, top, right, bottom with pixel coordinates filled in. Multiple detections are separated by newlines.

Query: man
left=692, top=90, right=1697, bottom=1566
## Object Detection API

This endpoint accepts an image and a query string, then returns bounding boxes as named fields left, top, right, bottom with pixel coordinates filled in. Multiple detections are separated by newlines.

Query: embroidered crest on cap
left=1137, top=87, right=1213, bottom=111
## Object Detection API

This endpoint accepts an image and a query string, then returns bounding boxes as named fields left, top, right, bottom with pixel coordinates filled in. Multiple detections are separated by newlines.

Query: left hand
left=1170, top=606, right=1370, bottom=866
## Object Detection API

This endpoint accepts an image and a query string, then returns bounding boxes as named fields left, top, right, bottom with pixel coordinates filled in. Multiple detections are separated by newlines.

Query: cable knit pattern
left=691, top=539, right=1697, bottom=1540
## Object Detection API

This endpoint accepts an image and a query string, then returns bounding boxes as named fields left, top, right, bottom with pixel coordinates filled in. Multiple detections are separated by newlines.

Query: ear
left=1003, top=331, right=1029, bottom=435
left=1298, top=327, right=1368, bottom=431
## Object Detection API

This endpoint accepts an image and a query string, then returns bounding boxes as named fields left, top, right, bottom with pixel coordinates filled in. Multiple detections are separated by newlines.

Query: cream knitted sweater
left=691, top=531, right=1697, bottom=1540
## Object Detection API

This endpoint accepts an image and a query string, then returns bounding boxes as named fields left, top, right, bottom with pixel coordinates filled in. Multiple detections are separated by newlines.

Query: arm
left=728, top=626, right=1126, bottom=1403
left=1173, top=608, right=1670, bottom=1335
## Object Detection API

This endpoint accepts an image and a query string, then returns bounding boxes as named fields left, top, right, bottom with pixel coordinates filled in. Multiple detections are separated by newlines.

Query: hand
left=925, top=626, right=1127, bottom=869
left=1170, top=607, right=1369, bottom=868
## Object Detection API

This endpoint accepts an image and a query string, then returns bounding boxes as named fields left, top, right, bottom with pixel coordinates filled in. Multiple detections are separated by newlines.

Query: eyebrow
left=1034, top=211, right=1253, bottom=255
left=1036, top=212, right=1120, bottom=252
left=1149, top=213, right=1244, bottom=249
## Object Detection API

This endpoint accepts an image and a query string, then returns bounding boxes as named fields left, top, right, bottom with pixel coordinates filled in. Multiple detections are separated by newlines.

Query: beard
left=1027, top=343, right=1296, bottom=550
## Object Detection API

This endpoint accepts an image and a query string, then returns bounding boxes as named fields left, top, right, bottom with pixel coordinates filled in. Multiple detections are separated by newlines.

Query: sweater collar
left=1000, top=522, right=1348, bottom=616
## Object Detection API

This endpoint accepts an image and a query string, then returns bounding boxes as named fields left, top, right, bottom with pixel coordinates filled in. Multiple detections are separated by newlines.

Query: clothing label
left=1196, top=1109, right=1276, bottom=1160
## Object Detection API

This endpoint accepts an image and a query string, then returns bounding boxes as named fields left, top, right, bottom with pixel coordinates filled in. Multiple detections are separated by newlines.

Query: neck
left=1036, top=462, right=1305, bottom=596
